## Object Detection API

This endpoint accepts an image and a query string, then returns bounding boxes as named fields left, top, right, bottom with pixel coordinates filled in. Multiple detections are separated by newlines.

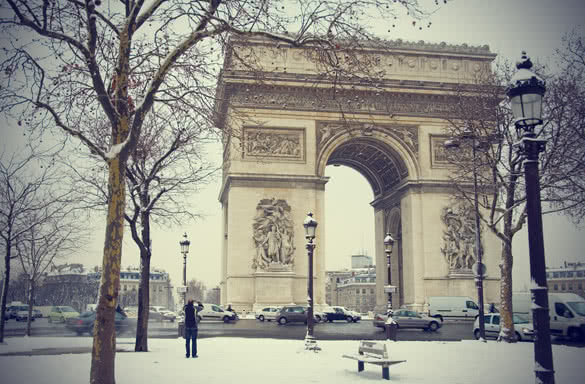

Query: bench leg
left=382, top=366, right=389, bottom=380
left=358, top=361, right=364, bottom=372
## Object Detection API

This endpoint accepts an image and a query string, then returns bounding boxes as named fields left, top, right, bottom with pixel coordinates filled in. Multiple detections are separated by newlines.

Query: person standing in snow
left=184, top=299, right=203, bottom=358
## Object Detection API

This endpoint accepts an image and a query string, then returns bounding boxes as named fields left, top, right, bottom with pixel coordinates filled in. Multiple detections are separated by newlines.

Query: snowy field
left=0, top=336, right=583, bottom=383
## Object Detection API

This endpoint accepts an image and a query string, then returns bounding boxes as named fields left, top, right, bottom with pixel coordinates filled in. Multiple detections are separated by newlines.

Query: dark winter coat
left=184, top=302, right=203, bottom=328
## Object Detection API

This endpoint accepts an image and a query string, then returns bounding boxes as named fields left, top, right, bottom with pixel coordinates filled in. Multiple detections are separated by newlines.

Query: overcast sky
left=2, top=0, right=585, bottom=296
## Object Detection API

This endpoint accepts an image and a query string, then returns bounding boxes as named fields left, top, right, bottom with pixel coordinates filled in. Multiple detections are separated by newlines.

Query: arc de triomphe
left=217, top=37, right=501, bottom=312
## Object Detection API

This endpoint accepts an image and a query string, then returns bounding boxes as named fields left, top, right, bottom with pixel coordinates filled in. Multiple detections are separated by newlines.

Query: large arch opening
left=322, top=134, right=410, bottom=312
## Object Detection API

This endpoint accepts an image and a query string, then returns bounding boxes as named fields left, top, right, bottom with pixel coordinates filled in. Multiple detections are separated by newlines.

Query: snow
left=0, top=337, right=583, bottom=383
left=104, top=135, right=130, bottom=160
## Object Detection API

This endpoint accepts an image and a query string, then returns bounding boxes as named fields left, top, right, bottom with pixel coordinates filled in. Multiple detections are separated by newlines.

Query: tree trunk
left=26, top=280, right=34, bottom=337
left=90, top=155, right=127, bottom=384
left=134, top=195, right=152, bottom=352
left=0, top=238, right=11, bottom=343
left=134, top=252, right=151, bottom=352
left=499, top=238, right=516, bottom=342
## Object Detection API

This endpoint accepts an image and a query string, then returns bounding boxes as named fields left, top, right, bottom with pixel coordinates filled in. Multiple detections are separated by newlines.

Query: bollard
left=385, top=321, right=398, bottom=341
left=178, top=321, right=185, bottom=338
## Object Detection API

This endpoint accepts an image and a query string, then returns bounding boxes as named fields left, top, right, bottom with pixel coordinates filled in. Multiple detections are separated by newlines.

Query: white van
left=427, top=296, right=480, bottom=321
left=512, top=292, right=585, bottom=340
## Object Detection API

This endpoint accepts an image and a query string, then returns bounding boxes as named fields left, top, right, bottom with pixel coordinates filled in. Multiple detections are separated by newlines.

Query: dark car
left=65, top=311, right=134, bottom=336
left=323, top=306, right=361, bottom=323
left=276, top=305, right=319, bottom=325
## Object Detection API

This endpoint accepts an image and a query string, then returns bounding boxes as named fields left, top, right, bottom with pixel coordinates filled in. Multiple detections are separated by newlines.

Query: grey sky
left=2, top=0, right=584, bottom=294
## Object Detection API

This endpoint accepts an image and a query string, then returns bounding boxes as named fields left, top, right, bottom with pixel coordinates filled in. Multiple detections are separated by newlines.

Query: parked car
left=276, top=305, right=320, bottom=325
left=474, top=313, right=534, bottom=341
left=324, top=306, right=361, bottom=323
left=15, top=310, right=35, bottom=322
left=65, top=311, right=133, bottom=336
left=255, top=306, right=281, bottom=322
left=150, top=306, right=177, bottom=322
left=7, top=304, right=29, bottom=319
left=314, top=309, right=327, bottom=323
left=32, top=309, right=43, bottom=318
left=374, top=309, right=442, bottom=332
left=198, top=303, right=237, bottom=323
left=48, top=306, right=80, bottom=323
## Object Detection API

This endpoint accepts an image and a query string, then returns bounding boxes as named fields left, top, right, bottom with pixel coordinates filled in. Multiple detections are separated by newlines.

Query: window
left=553, top=284, right=558, bottom=291
left=567, top=272, right=574, bottom=278
left=546, top=272, right=550, bottom=278
left=483, top=315, right=491, bottom=324
left=555, top=302, right=573, bottom=318
left=568, top=284, right=573, bottom=290
left=561, top=284, right=566, bottom=291
left=492, top=315, right=500, bottom=325
left=356, top=289, right=360, bottom=294
left=553, top=272, right=560, bottom=278
left=370, top=289, right=375, bottom=294
left=560, top=272, right=567, bottom=278
left=577, top=271, right=584, bottom=277
left=362, top=289, right=366, bottom=294
left=123, top=285, right=127, bottom=291
left=578, top=283, right=583, bottom=290
left=466, top=301, right=479, bottom=309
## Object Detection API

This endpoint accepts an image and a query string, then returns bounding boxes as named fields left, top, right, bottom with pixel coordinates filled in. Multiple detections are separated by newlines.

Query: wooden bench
left=342, top=340, right=406, bottom=380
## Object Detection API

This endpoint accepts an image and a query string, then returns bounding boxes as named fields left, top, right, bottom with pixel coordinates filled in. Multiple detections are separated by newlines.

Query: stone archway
left=217, top=37, right=502, bottom=312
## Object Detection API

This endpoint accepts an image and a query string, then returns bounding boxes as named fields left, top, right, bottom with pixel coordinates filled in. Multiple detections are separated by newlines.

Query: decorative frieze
left=243, top=127, right=305, bottom=162
left=228, top=84, right=455, bottom=118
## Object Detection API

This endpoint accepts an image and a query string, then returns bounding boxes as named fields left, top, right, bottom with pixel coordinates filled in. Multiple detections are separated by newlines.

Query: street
left=3, top=317, right=584, bottom=347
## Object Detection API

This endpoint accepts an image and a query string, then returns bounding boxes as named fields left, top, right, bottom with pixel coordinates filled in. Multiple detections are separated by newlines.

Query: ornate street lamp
left=444, top=129, right=487, bottom=341
left=383, top=232, right=395, bottom=311
left=507, top=51, right=554, bottom=384
left=179, top=232, right=191, bottom=306
left=303, top=212, right=320, bottom=351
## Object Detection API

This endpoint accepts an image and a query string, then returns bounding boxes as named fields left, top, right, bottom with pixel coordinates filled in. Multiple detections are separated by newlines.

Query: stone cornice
left=229, top=35, right=496, bottom=58
left=218, top=173, right=329, bottom=203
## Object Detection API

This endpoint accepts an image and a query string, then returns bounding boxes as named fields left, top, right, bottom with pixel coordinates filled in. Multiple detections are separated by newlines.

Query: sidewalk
left=1, top=336, right=583, bottom=383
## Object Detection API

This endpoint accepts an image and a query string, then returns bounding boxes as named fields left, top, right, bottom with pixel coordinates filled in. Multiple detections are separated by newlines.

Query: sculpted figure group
left=252, top=198, right=296, bottom=271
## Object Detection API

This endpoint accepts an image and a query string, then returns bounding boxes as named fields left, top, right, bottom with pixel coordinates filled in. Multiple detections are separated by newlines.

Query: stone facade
left=546, top=262, right=585, bottom=299
left=218, top=37, right=501, bottom=312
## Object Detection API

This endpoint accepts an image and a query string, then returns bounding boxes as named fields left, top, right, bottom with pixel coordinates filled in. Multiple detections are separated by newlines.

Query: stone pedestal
left=253, top=271, right=296, bottom=310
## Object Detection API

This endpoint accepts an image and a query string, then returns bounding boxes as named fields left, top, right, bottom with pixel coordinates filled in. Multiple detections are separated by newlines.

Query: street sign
left=384, top=285, right=397, bottom=293
left=472, top=262, right=487, bottom=278
left=176, top=286, right=187, bottom=293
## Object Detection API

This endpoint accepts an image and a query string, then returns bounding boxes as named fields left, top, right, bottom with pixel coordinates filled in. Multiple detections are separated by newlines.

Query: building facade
left=546, top=262, right=585, bottom=299
left=326, top=266, right=377, bottom=314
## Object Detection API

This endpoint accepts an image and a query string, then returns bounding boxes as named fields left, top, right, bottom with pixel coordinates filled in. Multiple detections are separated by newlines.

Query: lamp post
left=507, top=51, right=554, bottom=384
left=179, top=232, right=190, bottom=306
left=383, top=233, right=395, bottom=311
left=303, top=212, right=320, bottom=351
left=444, top=130, right=487, bottom=341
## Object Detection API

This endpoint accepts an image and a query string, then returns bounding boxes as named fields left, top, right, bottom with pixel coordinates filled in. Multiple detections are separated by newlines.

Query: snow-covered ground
left=0, top=336, right=582, bottom=383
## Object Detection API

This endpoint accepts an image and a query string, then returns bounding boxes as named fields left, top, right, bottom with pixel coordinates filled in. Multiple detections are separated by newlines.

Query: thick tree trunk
left=90, top=156, right=127, bottom=384
left=0, top=238, right=11, bottom=343
left=499, top=238, right=516, bottom=342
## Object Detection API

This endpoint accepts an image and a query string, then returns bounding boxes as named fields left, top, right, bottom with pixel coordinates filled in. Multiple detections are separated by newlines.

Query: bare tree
left=0, top=1, right=439, bottom=381
left=186, top=278, right=207, bottom=303
left=0, top=144, right=73, bottom=342
left=544, top=31, right=585, bottom=222
left=443, top=52, right=585, bottom=342
left=16, top=202, right=84, bottom=336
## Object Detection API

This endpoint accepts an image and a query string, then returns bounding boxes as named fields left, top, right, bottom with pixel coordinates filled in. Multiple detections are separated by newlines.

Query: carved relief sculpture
left=252, top=198, right=296, bottom=271
left=440, top=201, right=481, bottom=275
left=244, top=127, right=304, bottom=161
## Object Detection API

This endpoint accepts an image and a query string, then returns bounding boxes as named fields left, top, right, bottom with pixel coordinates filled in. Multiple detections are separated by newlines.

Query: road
left=3, top=317, right=584, bottom=347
